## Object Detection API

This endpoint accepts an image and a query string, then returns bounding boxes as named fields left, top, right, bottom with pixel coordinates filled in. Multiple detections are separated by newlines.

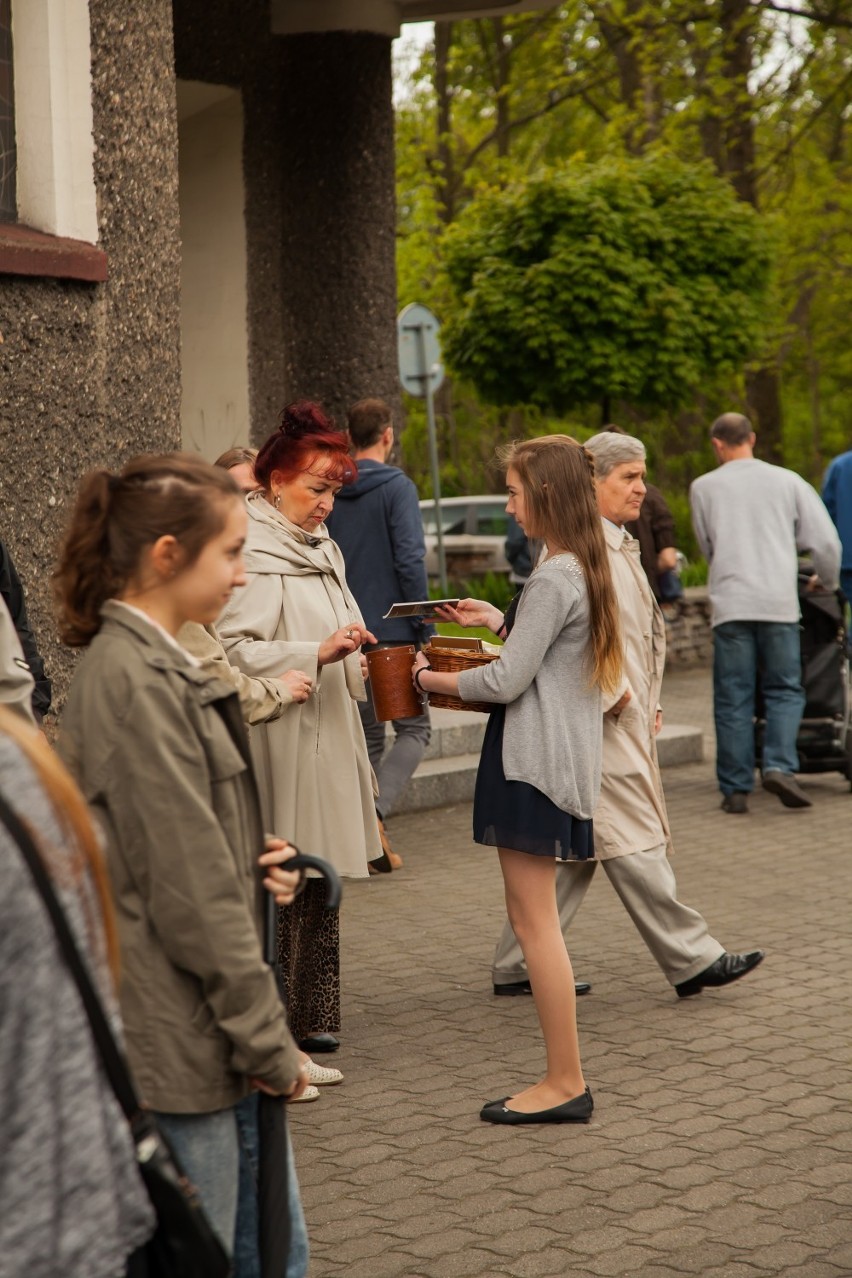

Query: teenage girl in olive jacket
left=55, top=454, right=308, bottom=1266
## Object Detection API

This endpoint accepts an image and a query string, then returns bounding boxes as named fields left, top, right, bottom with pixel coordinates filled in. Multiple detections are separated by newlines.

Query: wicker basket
left=425, top=641, right=498, bottom=714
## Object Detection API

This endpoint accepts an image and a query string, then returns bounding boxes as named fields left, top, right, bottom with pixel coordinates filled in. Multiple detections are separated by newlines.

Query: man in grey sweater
left=690, top=413, right=841, bottom=813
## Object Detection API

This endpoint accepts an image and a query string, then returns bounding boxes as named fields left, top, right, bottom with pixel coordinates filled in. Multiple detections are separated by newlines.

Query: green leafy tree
left=441, top=155, right=772, bottom=416
left=394, top=4, right=852, bottom=512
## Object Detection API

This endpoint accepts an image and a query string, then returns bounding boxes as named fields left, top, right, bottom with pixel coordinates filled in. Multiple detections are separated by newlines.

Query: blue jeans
left=233, top=1094, right=309, bottom=1278
left=713, top=620, right=805, bottom=795
left=153, top=1108, right=240, bottom=1255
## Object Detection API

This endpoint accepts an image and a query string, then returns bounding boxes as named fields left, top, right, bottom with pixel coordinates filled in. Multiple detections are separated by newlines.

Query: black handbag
left=0, top=793, right=231, bottom=1278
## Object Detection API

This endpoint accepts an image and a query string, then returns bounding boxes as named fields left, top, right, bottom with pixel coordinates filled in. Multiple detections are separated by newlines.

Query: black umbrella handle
left=285, top=852, right=342, bottom=910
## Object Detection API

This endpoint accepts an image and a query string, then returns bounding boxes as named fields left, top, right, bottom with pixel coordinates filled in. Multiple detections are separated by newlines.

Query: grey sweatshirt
left=457, top=554, right=603, bottom=820
left=690, top=458, right=841, bottom=626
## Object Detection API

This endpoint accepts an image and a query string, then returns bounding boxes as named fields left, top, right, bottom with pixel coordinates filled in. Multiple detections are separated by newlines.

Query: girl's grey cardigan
left=457, top=555, right=602, bottom=820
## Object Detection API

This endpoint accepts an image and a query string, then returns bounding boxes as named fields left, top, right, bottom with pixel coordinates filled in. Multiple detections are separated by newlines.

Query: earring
left=273, top=491, right=281, bottom=510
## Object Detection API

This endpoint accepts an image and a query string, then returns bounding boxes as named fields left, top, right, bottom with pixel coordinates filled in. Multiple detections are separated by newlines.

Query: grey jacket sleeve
left=457, top=574, right=575, bottom=705
left=794, top=478, right=841, bottom=590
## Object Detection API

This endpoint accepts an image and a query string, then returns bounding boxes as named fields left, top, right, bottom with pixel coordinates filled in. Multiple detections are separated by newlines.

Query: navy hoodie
left=325, top=460, right=434, bottom=645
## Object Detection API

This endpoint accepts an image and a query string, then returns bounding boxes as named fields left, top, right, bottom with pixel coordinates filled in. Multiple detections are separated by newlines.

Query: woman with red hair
left=219, top=402, right=383, bottom=1056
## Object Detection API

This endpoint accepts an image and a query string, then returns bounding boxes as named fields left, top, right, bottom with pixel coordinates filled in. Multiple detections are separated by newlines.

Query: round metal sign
left=397, top=303, right=445, bottom=398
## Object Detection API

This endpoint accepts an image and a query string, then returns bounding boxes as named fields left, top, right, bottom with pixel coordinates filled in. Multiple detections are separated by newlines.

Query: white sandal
left=289, top=1084, right=320, bottom=1103
left=303, top=1057, right=344, bottom=1086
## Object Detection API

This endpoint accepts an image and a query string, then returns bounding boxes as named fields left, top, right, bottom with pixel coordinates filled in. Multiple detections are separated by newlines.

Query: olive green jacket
left=177, top=621, right=294, bottom=726
left=58, top=603, right=301, bottom=1113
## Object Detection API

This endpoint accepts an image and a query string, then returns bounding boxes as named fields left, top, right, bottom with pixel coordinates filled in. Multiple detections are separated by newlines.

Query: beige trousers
left=492, top=844, right=724, bottom=988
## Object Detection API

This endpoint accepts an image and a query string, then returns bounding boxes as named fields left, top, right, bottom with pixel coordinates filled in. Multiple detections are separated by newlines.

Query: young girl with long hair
left=54, top=453, right=310, bottom=1271
left=413, top=435, right=621, bottom=1124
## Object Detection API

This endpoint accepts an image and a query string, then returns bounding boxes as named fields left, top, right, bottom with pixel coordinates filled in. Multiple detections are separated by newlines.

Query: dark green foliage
left=442, top=156, right=772, bottom=414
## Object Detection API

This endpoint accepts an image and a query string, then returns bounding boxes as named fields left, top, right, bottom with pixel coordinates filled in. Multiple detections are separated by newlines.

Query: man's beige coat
left=218, top=494, right=380, bottom=878
left=593, top=520, right=672, bottom=860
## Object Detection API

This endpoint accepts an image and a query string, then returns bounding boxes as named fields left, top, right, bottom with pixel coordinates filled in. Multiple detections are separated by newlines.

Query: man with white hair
left=691, top=413, right=840, bottom=814
left=492, top=430, right=765, bottom=1000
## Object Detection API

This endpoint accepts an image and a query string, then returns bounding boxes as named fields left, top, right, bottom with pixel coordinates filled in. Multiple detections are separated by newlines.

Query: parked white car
left=419, top=495, right=511, bottom=577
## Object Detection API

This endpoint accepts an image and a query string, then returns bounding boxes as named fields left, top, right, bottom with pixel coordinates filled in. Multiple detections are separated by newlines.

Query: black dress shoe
left=493, top=979, right=592, bottom=997
left=762, top=770, right=812, bottom=808
left=480, top=1086, right=593, bottom=1125
left=298, top=1033, right=340, bottom=1053
left=675, top=950, right=765, bottom=999
left=721, top=793, right=749, bottom=814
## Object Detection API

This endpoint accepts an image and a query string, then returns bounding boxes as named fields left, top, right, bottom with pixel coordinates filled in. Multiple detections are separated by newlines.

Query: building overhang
left=270, top=1, right=554, bottom=38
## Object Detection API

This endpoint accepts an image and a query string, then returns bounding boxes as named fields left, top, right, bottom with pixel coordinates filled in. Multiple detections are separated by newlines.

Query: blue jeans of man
left=233, top=1093, right=309, bottom=1278
left=713, top=620, right=805, bottom=796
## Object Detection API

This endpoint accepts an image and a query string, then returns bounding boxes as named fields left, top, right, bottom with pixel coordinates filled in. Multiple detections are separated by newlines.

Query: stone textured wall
left=273, top=31, right=400, bottom=433
left=0, top=1, right=181, bottom=707
left=664, top=587, right=713, bottom=667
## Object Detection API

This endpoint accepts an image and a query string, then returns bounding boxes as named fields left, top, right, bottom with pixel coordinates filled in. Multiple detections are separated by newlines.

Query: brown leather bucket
left=365, top=645, right=421, bottom=722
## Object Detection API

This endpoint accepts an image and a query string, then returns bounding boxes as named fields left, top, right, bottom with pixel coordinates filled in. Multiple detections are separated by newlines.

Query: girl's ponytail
left=55, top=471, right=127, bottom=647
left=54, top=453, right=240, bottom=647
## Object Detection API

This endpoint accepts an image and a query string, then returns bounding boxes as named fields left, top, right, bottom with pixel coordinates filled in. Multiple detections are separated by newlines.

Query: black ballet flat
left=480, top=1086, right=593, bottom=1125
left=298, top=1033, right=340, bottom=1054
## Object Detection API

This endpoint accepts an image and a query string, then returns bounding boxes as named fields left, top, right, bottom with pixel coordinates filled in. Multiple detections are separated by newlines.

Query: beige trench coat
left=218, top=494, right=379, bottom=879
left=593, top=520, right=672, bottom=860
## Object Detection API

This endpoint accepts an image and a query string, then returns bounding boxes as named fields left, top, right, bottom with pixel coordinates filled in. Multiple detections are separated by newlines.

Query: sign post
left=397, top=303, right=447, bottom=593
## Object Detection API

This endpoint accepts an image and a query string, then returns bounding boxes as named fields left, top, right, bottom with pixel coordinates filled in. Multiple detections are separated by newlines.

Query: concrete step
left=393, top=752, right=481, bottom=815
left=390, top=716, right=703, bottom=815
left=423, top=707, right=486, bottom=760
left=657, top=722, right=704, bottom=767
left=417, top=708, right=703, bottom=766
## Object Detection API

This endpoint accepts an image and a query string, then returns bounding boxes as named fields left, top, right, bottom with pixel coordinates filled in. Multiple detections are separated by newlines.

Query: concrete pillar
left=243, top=30, right=400, bottom=437
left=175, top=6, right=402, bottom=436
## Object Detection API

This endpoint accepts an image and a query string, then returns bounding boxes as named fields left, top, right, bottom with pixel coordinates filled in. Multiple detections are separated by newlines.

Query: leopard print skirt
left=275, top=878, right=341, bottom=1041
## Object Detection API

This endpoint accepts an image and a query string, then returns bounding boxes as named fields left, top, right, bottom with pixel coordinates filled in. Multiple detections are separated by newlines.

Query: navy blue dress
left=472, top=591, right=595, bottom=861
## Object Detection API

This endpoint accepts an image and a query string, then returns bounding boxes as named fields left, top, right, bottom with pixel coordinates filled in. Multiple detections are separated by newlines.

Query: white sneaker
left=290, top=1084, right=320, bottom=1103
left=303, top=1057, right=344, bottom=1086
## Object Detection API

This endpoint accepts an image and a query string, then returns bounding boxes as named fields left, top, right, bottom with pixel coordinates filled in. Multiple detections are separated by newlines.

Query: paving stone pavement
left=291, top=666, right=852, bottom=1278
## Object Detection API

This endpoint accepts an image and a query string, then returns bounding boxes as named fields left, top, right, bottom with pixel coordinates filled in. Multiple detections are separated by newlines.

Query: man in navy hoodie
left=325, top=399, right=432, bottom=868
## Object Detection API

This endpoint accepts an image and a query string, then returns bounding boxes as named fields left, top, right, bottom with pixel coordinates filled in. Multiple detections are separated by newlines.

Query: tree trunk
left=435, top=21, right=455, bottom=224
left=597, top=0, right=660, bottom=154
left=715, top=0, right=783, bottom=460
left=493, top=18, right=511, bottom=160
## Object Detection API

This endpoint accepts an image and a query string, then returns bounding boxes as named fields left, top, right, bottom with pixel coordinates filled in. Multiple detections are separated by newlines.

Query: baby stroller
left=755, top=568, right=852, bottom=786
